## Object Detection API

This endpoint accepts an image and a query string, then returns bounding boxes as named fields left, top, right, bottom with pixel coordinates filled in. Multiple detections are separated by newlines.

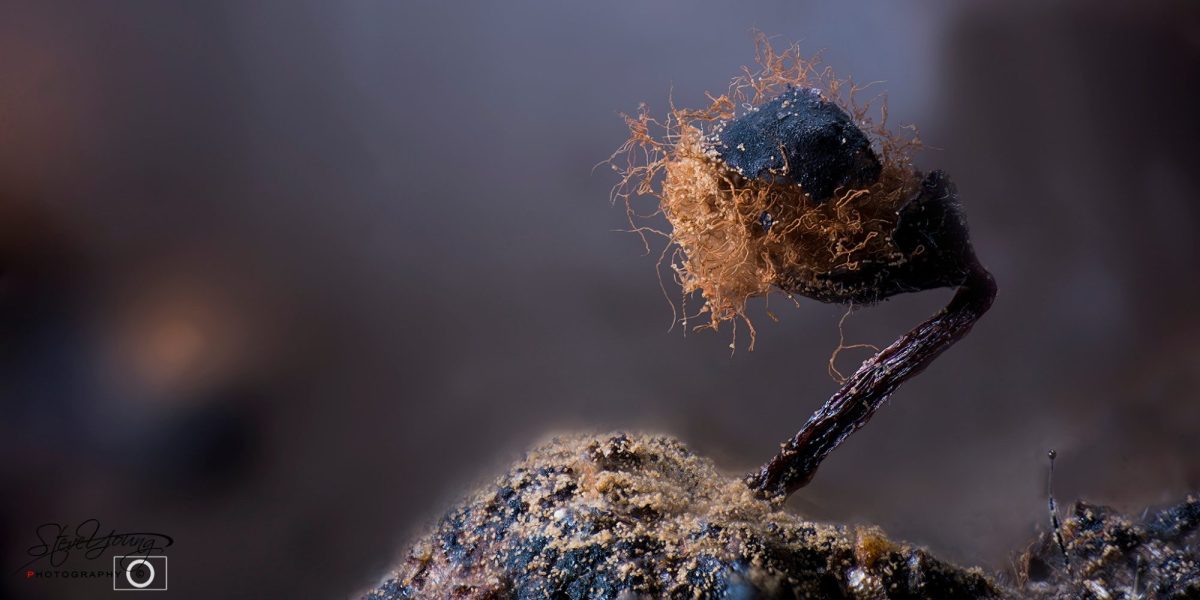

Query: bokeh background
left=2, top=1, right=1199, bottom=598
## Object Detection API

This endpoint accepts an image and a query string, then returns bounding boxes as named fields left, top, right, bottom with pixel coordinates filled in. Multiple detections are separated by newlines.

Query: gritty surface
left=1020, top=497, right=1200, bottom=599
left=363, top=433, right=999, bottom=599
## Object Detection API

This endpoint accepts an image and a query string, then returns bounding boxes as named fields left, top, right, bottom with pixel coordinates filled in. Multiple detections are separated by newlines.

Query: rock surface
left=1021, top=496, right=1200, bottom=599
left=363, top=433, right=1200, bottom=599
left=364, top=433, right=999, bottom=599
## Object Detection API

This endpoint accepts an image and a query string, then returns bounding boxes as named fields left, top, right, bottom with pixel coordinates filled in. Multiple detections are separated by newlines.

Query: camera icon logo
left=113, top=555, right=168, bottom=591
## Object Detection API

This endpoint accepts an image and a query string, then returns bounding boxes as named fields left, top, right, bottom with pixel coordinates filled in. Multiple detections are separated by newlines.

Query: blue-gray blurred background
left=2, top=1, right=1198, bottom=598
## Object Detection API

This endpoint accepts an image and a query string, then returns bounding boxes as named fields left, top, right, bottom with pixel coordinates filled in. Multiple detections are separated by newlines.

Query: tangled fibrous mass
left=610, top=38, right=930, bottom=346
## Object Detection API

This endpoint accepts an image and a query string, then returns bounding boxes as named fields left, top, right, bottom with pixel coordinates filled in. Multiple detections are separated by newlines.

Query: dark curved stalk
left=746, top=263, right=997, bottom=501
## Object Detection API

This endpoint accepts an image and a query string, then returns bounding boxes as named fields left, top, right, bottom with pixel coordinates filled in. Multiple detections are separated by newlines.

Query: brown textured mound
left=363, top=433, right=1000, bottom=599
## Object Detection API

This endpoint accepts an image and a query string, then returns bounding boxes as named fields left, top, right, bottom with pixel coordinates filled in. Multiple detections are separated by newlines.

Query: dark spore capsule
left=716, top=86, right=882, bottom=201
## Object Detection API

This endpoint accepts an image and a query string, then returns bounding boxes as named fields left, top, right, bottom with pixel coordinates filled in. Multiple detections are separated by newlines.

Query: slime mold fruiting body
left=612, top=39, right=995, bottom=499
